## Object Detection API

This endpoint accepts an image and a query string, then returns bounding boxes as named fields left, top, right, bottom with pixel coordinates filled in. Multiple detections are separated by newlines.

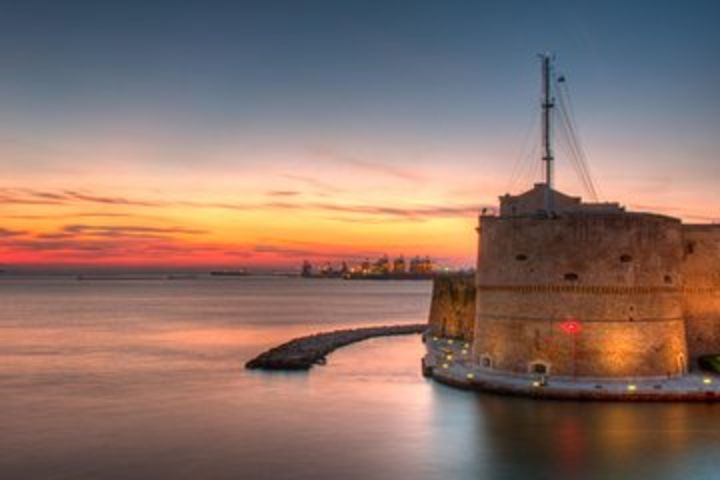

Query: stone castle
left=424, top=56, right=720, bottom=399
left=428, top=183, right=720, bottom=380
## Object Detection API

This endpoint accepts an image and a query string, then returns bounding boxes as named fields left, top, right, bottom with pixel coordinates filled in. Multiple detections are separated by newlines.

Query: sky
left=0, top=0, right=718, bottom=269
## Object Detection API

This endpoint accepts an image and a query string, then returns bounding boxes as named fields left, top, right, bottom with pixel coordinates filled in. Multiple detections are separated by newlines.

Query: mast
left=540, top=53, right=555, bottom=212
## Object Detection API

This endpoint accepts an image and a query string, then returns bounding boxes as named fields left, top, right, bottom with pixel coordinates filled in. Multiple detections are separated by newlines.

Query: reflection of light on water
left=3, top=277, right=720, bottom=480
left=457, top=394, right=720, bottom=479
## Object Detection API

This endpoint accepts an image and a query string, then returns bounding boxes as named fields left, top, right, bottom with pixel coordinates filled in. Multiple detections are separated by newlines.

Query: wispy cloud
left=0, top=188, right=160, bottom=207
left=0, top=228, right=26, bottom=238
left=251, top=237, right=384, bottom=261
left=266, top=190, right=301, bottom=197
left=3, top=185, right=486, bottom=222
left=7, top=212, right=139, bottom=220
left=62, top=224, right=207, bottom=237
left=253, top=244, right=317, bottom=257
left=628, top=204, right=719, bottom=222
left=308, top=145, right=425, bottom=182
left=280, top=174, right=344, bottom=194
left=62, top=191, right=161, bottom=207
left=310, top=202, right=488, bottom=220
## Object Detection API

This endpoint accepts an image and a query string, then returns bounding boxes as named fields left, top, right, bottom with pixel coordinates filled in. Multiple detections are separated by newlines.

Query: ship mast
left=540, top=53, right=555, bottom=212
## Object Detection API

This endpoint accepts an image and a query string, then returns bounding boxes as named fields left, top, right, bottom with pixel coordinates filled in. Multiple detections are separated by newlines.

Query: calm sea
left=1, top=276, right=719, bottom=480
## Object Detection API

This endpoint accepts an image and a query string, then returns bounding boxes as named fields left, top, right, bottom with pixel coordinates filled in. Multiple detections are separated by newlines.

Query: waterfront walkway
left=246, top=323, right=426, bottom=370
left=424, top=336, right=720, bottom=402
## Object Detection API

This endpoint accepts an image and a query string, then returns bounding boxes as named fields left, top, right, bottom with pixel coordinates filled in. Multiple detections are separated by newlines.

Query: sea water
left=1, top=276, right=719, bottom=480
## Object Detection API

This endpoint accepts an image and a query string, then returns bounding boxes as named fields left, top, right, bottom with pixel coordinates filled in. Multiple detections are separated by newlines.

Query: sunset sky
left=0, top=0, right=718, bottom=269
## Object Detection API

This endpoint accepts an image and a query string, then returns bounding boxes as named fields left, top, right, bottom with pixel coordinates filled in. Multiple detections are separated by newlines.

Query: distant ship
left=166, top=274, right=198, bottom=280
left=209, top=269, right=250, bottom=276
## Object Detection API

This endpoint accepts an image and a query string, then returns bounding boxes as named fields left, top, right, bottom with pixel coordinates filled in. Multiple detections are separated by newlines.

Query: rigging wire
left=556, top=88, right=594, bottom=196
left=506, top=106, right=541, bottom=193
left=555, top=78, right=601, bottom=201
left=556, top=100, right=595, bottom=198
left=503, top=62, right=602, bottom=202
left=518, top=140, right=541, bottom=188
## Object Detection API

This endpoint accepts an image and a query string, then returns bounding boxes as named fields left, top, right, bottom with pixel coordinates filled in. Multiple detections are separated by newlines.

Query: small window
left=480, top=355, right=492, bottom=369
left=620, top=254, right=633, bottom=263
left=564, top=273, right=579, bottom=282
left=664, top=275, right=673, bottom=284
left=532, top=364, right=547, bottom=374
left=515, top=254, right=528, bottom=261
left=686, top=242, right=695, bottom=255
left=528, top=360, right=550, bottom=375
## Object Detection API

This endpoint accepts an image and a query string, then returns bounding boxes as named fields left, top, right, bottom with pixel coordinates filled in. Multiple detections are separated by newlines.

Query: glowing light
left=461, top=349, right=468, bottom=355
left=446, top=354, right=453, bottom=361
left=464, top=343, right=470, bottom=348
left=432, top=336, right=438, bottom=341
left=466, top=373, right=475, bottom=379
left=627, top=384, right=637, bottom=392
left=442, top=363, right=449, bottom=369
left=703, top=378, right=713, bottom=385
left=532, top=381, right=541, bottom=388
left=448, top=339, right=454, bottom=345
left=560, top=318, right=582, bottom=335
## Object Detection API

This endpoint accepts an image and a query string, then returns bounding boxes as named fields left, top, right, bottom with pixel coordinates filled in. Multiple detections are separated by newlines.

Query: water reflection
left=430, top=386, right=720, bottom=480
left=2, top=277, right=720, bottom=480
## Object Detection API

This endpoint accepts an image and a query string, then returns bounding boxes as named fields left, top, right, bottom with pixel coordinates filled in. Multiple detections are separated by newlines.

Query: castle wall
left=428, top=275, right=475, bottom=341
left=473, top=213, right=688, bottom=378
left=682, top=225, right=720, bottom=363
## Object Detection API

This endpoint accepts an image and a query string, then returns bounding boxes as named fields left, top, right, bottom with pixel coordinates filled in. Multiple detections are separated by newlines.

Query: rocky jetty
left=245, top=323, right=426, bottom=370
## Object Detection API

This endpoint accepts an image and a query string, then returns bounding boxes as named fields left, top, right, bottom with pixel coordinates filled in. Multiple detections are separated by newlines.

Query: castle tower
left=473, top=203, right=689, bottom=378
left=471, top=55, right=689, bottom=379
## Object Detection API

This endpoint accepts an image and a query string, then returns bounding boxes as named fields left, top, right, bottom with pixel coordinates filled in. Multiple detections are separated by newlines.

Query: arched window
left=528, top=360, right=551, bottom=375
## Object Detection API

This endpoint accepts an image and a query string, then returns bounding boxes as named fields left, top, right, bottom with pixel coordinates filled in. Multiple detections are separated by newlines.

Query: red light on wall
left=560, top=318, right=582, bottom=335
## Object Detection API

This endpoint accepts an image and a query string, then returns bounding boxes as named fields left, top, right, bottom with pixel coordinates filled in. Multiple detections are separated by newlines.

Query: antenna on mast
left=539, top=53, right=555, bottom=212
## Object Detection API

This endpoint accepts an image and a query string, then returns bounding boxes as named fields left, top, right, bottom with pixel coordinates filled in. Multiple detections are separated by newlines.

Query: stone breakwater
left=245, top=324, right=426, bottom=370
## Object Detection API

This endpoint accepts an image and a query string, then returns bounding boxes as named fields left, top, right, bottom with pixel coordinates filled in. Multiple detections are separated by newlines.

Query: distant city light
left=703, top=378, right=713, bottom=385
left=627, top=384, right=637, bottom=392
left=466, top=373, right=475, bottom=379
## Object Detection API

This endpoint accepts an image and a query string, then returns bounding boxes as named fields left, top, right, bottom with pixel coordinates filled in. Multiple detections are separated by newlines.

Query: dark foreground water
left=1, top=276, right=719, bottom=480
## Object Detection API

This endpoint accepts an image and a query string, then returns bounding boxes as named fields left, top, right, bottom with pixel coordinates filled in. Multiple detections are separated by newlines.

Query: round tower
left=473, top=211, right=688, bottom=379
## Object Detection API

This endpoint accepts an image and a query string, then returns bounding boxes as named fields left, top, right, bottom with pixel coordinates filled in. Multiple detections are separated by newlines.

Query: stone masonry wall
left=473, top=212, right=688, bottom=378
left=428, top=274, right=475, bottom=341
left=682, top=225, right=720, bottom=363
